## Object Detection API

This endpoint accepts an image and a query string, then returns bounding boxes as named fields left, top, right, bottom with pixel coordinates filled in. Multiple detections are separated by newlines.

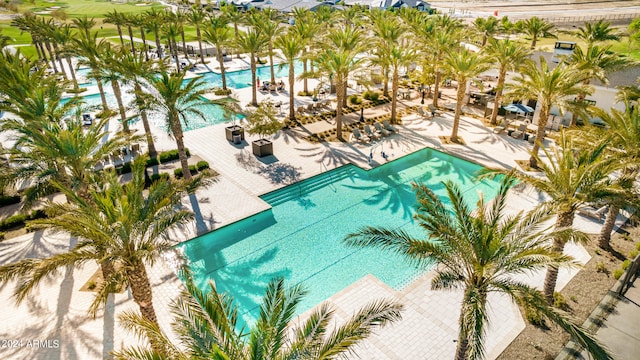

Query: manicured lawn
left=17, top=0, right=164, bottom=19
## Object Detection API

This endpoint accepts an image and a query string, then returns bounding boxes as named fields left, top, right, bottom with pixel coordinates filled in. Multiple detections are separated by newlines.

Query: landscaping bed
left=497, top=225, right=640, bottom=360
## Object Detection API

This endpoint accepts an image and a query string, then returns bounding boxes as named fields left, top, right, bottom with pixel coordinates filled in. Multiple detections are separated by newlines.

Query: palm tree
left=143, top=8, right=165, bottom=58
left=163, top=21, right=182, bottom=72
left=72, top=16, right=95, bottom=38
left=131, top=14, right=149, bottom=61
left=73, top=32, right=111, bottom=114
left=275, top=31, right=305, bottom=121
left=188, top=6, right=208, bottom=64
left=291, top=7, right=318, bottom=95
left=113, top=277, right=402, bottom=359
left=249, top=8, right=281, bottom=85
left=41, top=18, right=67, bottom=79
left=474, top=16, right=500, bottom=46
left=575, top=19, right=621, bottom=46
left=173, top=9, right=190, bottom=60
left=149, top=71, right=215, bottom=179
left=518, top=16, right=557, bottom=49
left=12, top=14, right=46, bottom=62
left=590, top=99, right=640, bottom=249
left=122, top=12, right=138, bottom=55
left=0, top=158, right=203, bottom=355
left=234, top=27, right=267, bottom=107
left=484, top=39, right=531, bottom=125
left=505, top=57, right=589, bottom=168
left=421, top=16, right=462, bottom=108
left=220, top=3, right=245, bottom=59
left=100, top=44, right=131, bottom=132
left=114, top=49, right=158, bottom=158
left=344, top=175, right=612, bottom=360
left=565, top=44, right=631, bottom=127
left=370, top=13, right=417, bottom=123
left=203, top=15, right=233, bottom=90
left=488, top=131, right=620, bottom=304
left=55, top=24, right=80, bottom=90
left=445, top=48, right=490, bottom=142
left=104, top=10, right=127, bottom=48
left=315, top=26, right=366, bottom=139
left=0, top=112, right=130, bottom=206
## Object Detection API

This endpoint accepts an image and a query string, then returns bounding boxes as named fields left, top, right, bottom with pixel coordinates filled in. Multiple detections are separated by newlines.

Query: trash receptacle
left=233, top=134, right=241, bottom=144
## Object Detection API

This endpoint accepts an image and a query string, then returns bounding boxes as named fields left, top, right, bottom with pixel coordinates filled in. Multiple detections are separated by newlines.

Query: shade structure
left=503, top=103, right=534, bottom=113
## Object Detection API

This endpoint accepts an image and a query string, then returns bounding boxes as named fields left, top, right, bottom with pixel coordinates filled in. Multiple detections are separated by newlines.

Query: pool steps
left=260, top=165, right=358, bottom=206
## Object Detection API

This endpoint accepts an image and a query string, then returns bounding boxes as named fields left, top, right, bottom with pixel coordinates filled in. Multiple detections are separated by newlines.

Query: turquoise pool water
left=199, top=61, right=304, bottom=89
left=70, top=93, right=239, bottom=131
left=178, top=148, right=502, bottom=328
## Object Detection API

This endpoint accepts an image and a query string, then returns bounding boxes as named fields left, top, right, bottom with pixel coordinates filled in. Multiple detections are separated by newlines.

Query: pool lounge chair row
left=352, top=120, right=399, bottom=143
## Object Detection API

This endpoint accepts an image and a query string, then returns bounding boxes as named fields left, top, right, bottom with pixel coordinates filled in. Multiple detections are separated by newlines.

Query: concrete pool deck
left=0, top=59, right=628, bottom=359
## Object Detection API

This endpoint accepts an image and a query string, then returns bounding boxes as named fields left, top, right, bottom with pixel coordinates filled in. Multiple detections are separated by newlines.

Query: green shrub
left=349, top=94, right=361, bottom=105
left=630, top=250, right=639, bottom=259
left=0, top=194, right=21, bottom=207
left=196, top=161, right=210, bottom=171
left=523, top=303, right=545, bottom=327
left=146, top=157, right=159, bottom=167
left=117, top=162, right=132, bottom=175
left=613, top=268, right=624, bottom=279
left=213, top=88, right=232, bottom=96
left=174, top=168, right=184, bottom=178
left=0, top=214, right=27, bottom=230
left=595, top=261, right=608, bottom=274
left=622, top=259, right=632, bottom=270
left=188, top=165, right=198, bottom=175
left=636, top=242, right=640, bottom=251
left=0, top=231, right=4, bottom=240
left=553, top=292, right=568, bottom=310
left=158, top=149, right=191, bottom=164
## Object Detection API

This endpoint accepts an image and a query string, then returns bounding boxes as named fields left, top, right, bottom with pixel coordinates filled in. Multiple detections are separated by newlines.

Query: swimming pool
left=199, top=61, right=304, bottom=89
left=177, top=148, right=502, bottom=328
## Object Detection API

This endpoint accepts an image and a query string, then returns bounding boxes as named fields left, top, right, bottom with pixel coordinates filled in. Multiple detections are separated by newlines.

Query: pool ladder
left=321, top=162, right=337, bottom=192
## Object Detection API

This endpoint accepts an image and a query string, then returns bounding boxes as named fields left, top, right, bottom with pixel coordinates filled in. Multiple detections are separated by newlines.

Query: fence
left=539, top=12, right=640, bottom=26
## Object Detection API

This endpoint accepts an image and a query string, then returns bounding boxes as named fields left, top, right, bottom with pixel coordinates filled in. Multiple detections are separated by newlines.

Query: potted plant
left=245, top=100, right=282, bottom=157
left=224, top=102, right=244, bottom=144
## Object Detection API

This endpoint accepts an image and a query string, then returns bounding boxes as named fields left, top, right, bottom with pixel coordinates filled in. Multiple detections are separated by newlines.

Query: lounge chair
left=428, top=104, right=437, bottom=118
left=511, top=124, right=527, bottom=139
left=577, top=205, right=608, bottom=221
left=364, top=124, right=381, bottom=140
left=417, top=106, right=427, bottom=118
left=383, top=120, right=399, bottom=133
left=374, top=122, right=391, bottom=137
left=352, top=128, right=370, bottom=143
left=493, top=119, right=509, bottom=134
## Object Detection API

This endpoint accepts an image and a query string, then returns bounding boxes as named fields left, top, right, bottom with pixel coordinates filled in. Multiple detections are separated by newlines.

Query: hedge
left=0, top=209, right=47, bottom=231
left=0, top=195, right=21, bottom=207
left=158, top=148, right=191, bottom=164
left=196, top=161, right=210, bottom=171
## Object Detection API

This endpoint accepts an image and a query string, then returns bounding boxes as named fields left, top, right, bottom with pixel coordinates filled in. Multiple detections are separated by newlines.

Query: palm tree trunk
left=335, top=77, right=345, bottom=140
left=543, top=210, right=574, bottom=304
left=390, top=69, right=399, bottom=123
left=490, top=67, right=507, bottom=125
left=433, top=69, right=441, bottom=108
left=302, top=49, right=309, bottom=94
left=289, top=60, right=295, bottom=121
left=217, top=45, right=227, bottom=90
left=100, top=259, right=115, bottom=292
left=44, top=41, right=58, bottom=73
left=451, top=82, right=466, bottom=141
left=111, top=80, right=129, bottom=133
left=269, top=43, right=275, bottom=84
left=180, top=30, right=188, bottom=59
left=250, top=54, right=258, bottom=107
left=140, top=27, right=149, bottom=61
left=171, top=120, right=191, bottom=181
left=597, top=205, right=620, bottom=250
left=570, top=91, right=587, bottom=127
left=96, top=77, right=110, bottom=113
left=154, top=31, right=163, bottom=58
left=53, top=43, right=67, bottom=80
left=196, top=27, right=205, bottom=65
left=65, top=55, right=78, bottom=89
left=134, top=83, right=157, bottom=158
left=530, top=103, right=549, bottom=169
left=34, top=37, right=44, bottom=61
left=383, top=66, right=389, bottom=98
left=126, top=263, right=163, bottom=354
left=127, top=26, right=136, bottom=55
left=117, top=26, right=125, bottom=48
left=454, top=303, right=469, bottom=360
left=531, top=35, right=537, bottom=50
